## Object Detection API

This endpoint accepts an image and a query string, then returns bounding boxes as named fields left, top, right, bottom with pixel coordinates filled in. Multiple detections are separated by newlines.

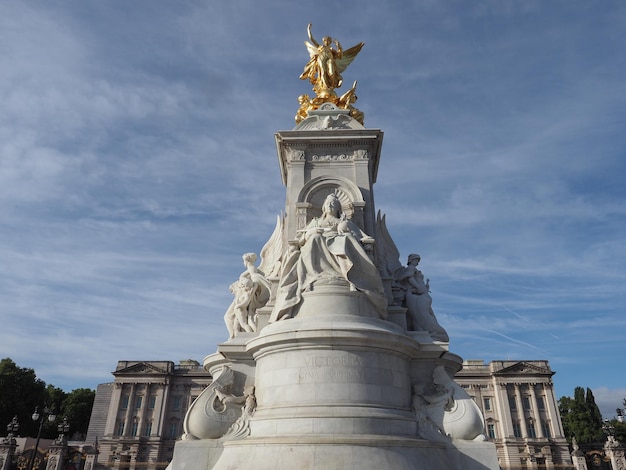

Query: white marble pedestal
left=169, top=286, right=499, bottom=470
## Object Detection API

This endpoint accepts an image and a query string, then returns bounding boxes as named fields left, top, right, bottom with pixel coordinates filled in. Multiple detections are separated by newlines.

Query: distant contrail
left=482, top=328, right=544, bottom=352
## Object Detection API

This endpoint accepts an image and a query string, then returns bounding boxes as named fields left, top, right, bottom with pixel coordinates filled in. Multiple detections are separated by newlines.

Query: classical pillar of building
left=138, top=384, right=150, bottom=437
left=123, top=383, right=137, bottom=436
left=528, top=384, right=544, bottom=438
left=154, top=381, right=169, bottom=438
left=493, top=382, right=513, bottom=439
left=542, top=382, right=563, bottom=437
left=514, top=384, right=529, bottom=438
left=104, top=382, right=125, bottom=436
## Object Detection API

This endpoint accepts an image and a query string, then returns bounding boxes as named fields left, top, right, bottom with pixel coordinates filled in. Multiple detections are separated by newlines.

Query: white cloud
left=591, top=387, right=626, bottom=420
left=0, top=1, right=624, bottom=403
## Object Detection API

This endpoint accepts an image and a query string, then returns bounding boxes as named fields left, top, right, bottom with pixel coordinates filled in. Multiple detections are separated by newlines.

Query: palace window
left=527, top=420, right=537, bottom=438
left=172, top=396, right=182, bottom=410
left=512, top=422, right=522, bottom=438
left=144, top=421, right=153, bottom=437
left=121, top=396, right=129, bottom=410
left=483, top=397, right=492, bottom=411
left=149, top=395, right=157, bottom=409
left=130, top=418, right=139, bottom=437
left=523, top=396, right=532, bottom=410
left=508, top=396, right=517, bottom=410
left=135, top=396, right=143, bottom=409
left=537, top=396, right=546, bottom=410
left=487, top=423, right=496, bottom=439
left=115, top=420, right=125, bottom=436
left=168, top=420, right=180, bottom=439
left=542, top=420, right=552, bottom=438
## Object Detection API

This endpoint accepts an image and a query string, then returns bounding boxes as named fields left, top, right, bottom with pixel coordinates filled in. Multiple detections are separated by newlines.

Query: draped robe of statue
left=270, top=196, right=386, bottom=322
left=394, top=256, right=449, bottom=342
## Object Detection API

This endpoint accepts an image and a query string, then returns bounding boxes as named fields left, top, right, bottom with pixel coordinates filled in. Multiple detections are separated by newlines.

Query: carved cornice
left=275, top=129, right=384, bottom=186
left=113, top=362, right=169, bottom=376
left=285, top=148, right=369, bottom=163
left=493, top=361, right=554, bottom=377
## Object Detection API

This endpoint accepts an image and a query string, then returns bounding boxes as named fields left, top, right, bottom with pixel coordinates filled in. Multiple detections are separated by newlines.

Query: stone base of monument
left=246, top=313, right=418, bottom=439
left=169, top=287, right=498, bottom=470
left=215, top=437, right=497, bottom=470
left=170, top=435, right=499, bottom=470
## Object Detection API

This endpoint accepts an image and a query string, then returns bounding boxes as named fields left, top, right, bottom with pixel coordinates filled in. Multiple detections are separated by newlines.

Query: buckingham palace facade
left=86, top=359, right=572, bottom=470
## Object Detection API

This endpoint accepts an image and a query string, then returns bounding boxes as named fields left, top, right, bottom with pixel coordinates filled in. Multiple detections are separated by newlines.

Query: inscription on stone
left=304, top=355, right=363, bottom=367
left=288, top=355, right=378, bottom=383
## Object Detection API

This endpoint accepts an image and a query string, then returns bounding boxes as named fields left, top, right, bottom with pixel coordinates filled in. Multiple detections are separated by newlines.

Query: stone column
left=494, top=382, right=513, bottom=439
left=138, top=385, right=149, bottom=437
left=123, top=384, right=136, bottom=436
left=129, top=445, right=138, bottom=470
left=570, top=453, right=588, bottom=470
left=45, top=443, right=67, bottom=470
left=154, top=381, right=169, bottom=438
left=83, top=449, right=98, bottom=470
left=604, top=437, right=626, bottom=470
left=529, top=384, right=544, bottom=438
left=570, top=438, right=588, bottom=470
left=104, top=383, right=124, bottom=436
left=0, top=439, right=18, bottom=470
left=514, top=384, right=528, bottom=437
left=543, top=383, right=564, bottom=438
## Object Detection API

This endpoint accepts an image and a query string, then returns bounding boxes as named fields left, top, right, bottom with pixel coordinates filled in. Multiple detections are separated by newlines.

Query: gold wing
left=335, top=42, right=364, bottom=74
left=304, top=41, right=318, bottom=58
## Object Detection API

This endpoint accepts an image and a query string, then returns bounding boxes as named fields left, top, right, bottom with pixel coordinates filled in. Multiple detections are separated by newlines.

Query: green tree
left=61, top=388, right=95, bottom=440
left=613, top=419, right=626, bottom=444
left=1, top=358, right=95, bottom=440
left=43, top=385, right=68, bottom=438
left=0, top=358, right=47, bottom=437
left=559, top=386, right=605, bottom=444
left=586, top=388, right=603, bottom=428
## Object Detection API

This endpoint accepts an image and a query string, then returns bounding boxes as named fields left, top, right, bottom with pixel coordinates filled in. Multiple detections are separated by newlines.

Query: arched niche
left=295, top=176, right=366, bottom=231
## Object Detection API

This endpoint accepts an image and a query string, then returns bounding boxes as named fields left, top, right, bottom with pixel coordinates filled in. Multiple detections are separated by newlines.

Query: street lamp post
left=3, top=416, right=19, bottom=444
left=27, top=407, right=56, bottom=470
left=2, top=417, right=20, bottom=470
left=55, top=417, right=70, bottom=445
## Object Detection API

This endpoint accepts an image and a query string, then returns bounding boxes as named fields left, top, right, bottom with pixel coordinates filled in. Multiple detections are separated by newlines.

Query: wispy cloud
left=0, top=1, right=624, bottom=406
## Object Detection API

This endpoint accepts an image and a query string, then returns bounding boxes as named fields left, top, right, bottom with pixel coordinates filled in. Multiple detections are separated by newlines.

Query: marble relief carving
left=223, top=253, right=271, bottom=340
left=270, top=193, right=386, bottom=321
left=286, top=148, right=369, bottom=162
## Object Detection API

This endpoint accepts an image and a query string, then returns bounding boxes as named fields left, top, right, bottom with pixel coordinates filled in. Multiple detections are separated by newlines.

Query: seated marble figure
left=270, top=193, right=386, bottom=321
left=394, top=254, right=449, bottom=342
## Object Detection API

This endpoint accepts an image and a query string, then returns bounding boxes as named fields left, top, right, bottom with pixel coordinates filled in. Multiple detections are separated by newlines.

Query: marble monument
left=168, top=25, right=499, bottom=470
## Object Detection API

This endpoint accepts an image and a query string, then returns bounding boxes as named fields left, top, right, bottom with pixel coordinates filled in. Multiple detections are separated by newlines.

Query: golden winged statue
left=296, top=24, right=365, bottom=124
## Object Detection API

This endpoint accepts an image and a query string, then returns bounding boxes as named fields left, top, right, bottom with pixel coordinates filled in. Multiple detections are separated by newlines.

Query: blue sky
left=1, top=1, right=625, bottom=419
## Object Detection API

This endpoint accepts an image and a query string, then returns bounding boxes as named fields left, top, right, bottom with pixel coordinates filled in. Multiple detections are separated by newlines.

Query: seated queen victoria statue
left=270, top=193, right=387, bottom=321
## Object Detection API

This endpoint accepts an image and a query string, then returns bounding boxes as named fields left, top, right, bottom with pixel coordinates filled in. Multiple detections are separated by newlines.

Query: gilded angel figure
left=299, top=23, right=364, bottom=97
